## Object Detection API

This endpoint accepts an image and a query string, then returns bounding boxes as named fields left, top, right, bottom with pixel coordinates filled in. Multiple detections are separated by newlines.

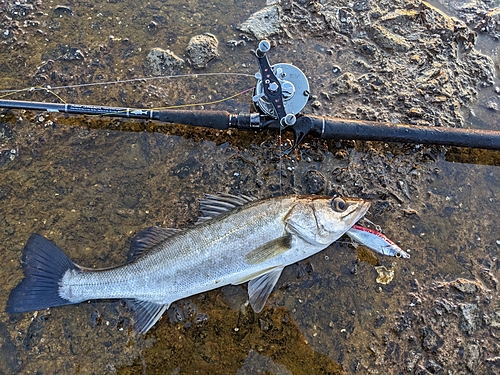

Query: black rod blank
left=1, top=98, right=500, bottom=151
left=305, top=116, right=500, bottom=151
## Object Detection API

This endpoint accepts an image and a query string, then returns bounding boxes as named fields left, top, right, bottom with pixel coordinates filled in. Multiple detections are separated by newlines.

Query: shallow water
left=0, top=0, right=499, bottom=374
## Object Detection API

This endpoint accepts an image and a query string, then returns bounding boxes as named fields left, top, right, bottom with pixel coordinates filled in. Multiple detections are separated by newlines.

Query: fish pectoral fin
left=244, top=235, right=292, bottom=264
left=125, top=299, right=169, bottom=334
left=128, top=227, right=181, bottom=261
left=247, top=267, right=284, bottom=313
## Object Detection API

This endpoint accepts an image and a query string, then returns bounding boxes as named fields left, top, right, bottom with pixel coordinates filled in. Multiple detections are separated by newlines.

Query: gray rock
left=465, top=343, right=480, bottom=372
left=450, top=278, right=481, bottom=294
left=146, top=48, right=184, bottom=76
left=238, top=6, right=281, bottom=40
left=303, top=170, right=325, bottom=194
left=323, top=8, right=358, bottom=35
left=185, top=33, right=218, bottom=69
left=420, top=326, right=443, bottom=352
left=54, top=5, right=73, bottom=16
left=370, top=24, right=411, bottom=52
left=460, top=303, right=479, bottom=335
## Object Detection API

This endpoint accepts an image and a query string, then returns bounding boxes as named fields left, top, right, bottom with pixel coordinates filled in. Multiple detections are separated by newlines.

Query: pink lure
left=346, top=225, right=410, bottom=258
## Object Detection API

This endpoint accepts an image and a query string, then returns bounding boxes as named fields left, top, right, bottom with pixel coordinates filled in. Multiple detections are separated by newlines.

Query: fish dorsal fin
left=196, top=193, right=256, bottom=224
left=245, top=235, right=292, bottom=264
left=125, top=299, right=169, bottom=334
left=247, top=267, right=284, bottom=313
left=128, top=227, right=181, bottom=261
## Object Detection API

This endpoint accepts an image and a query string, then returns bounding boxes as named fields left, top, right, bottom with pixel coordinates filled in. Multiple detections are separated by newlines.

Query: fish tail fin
left=6, top=234, right=79, bottom=314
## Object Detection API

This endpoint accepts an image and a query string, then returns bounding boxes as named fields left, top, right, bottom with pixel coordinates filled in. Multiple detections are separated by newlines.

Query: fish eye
left=396, top=252, right=402, bottom=258
left=331, top=197, right=347, bottom=212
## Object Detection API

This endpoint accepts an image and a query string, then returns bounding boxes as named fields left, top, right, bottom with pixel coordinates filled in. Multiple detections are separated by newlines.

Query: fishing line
left=151, top=87, right=254, bottom=110
left=0, top=73, right=256, bottom=117
left=278, top=125, right=283, bottom=198
left=0, top=72, right=255, bottom=94
left=0, top=86, right=67, bottom=103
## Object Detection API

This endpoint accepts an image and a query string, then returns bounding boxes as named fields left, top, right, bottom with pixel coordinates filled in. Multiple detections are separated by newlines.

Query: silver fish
left=6, top=194, right=369, bottom=333
left=347, top=224, right=410, bottom=258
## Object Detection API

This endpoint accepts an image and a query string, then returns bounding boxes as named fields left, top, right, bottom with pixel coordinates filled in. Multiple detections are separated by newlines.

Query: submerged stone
left=145, top=47, right=184, bottom=76
left=185, top=33, right=218, bottom=69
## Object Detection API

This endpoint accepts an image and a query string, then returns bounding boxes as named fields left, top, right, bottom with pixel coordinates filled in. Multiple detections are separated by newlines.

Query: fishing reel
left=252, top=40, right=310, bottom=128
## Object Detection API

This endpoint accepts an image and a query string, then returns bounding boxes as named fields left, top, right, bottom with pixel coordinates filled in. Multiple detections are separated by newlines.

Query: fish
left=6, top=194, right=370, bottom=334
left=346, top=224, right=410, bottom=258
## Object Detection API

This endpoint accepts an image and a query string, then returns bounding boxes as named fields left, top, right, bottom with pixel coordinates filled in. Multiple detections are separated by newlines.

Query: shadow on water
left=119, top=305, right=345, bottom=375
left=0, top=0, right=500, bottom=373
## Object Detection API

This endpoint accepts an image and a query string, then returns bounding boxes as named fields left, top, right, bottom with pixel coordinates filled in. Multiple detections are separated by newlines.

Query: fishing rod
left=1, top=40, right=499, bottom=152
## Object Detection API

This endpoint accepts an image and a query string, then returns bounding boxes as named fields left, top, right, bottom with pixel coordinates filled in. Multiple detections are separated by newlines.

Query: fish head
left=285, top=196, right=370, bottom=246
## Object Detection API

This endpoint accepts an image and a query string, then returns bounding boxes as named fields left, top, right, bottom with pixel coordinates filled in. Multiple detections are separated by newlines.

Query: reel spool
left=253, top=63, right=310, bottom=120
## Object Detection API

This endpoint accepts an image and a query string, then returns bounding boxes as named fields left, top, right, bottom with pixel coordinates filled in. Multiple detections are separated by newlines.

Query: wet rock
left=357, top=41, right=378, bottom=56
left=238, top=6, right=281, bottom=40
left=182, top=300, right=198, bottom=319
left=479, top=8, right=500, bottom=38
left=7, top=2, right=33, bottom=18
left=486, top=310, right=500, bottom=328
left=437, top=298, right=455, bottom=313
left=259, top=316, right=273, bottom=332
left=226, top=39, right=246, bottom=48
left=450, top=278, right=481, bottom=294
left=0, top=122, right=13, bottom=141
left=425, top=359, right=442, bottom=373
left=40, top=45, right=84, bottom=61
left=194, top=313, right=209, bottom=326
left=465, top=343, right=480, bottom=371
left=147, top=21, right=158, bottom=32
left=405, top=351, right=422, bottom=372
left=485, top=97, right=499, bottom=111
left=0, top=321, right=18, bottom=374
left=185, top=33, right=218, bottom=69
left=89, top=310, right=103, bottom=328
left=311, top=100, right=322, bottom=109
left=414, top=365, right=433, bottom=375
left=145, top=47, right=184, bottom=76
left=54, top=5, right=73, bottom=16
left=323, top=8, right=358, bottom=35
left=331, top=72, right=360, bottom=95
left=303, top=170, right=325, bottom=194
left=23, top=314, right=47, bottom=351
left=420, top=326, right=443, bottom=353
left=460, top=303, right=479, bottom=335
left=370, top=24, right=411, bottom=52
left=167, top=303, right=185, bottom=323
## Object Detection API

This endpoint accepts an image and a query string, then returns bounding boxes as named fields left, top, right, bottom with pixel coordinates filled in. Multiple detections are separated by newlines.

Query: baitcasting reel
left=252, top=40, right=310, bottom=128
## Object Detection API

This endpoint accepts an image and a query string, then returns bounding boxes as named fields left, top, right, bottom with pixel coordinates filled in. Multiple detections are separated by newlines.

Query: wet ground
left=0, top=0, right=499, bottom=374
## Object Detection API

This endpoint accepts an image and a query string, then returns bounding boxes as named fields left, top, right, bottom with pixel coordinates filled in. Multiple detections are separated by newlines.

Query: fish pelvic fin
left=125, top=300, right=169, bottom=334
left=6, top=234, right=79, bottom=314
left=247, top=267, right=284, bottom=313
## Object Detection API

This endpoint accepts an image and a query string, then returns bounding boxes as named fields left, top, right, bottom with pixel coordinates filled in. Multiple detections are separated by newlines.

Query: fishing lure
left=346, top=224, right=410, bottom=258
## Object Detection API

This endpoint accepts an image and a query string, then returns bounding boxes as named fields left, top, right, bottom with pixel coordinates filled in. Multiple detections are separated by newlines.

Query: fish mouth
left=343, top=199, right=371, bottom=226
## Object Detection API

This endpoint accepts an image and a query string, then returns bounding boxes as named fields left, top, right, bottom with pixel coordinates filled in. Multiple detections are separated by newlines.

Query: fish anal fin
left=128, top=227, right=181, bottom=261
left=196, top=193, right=256, bottom=224
left=244, top=235, right=292, bottom=264
left=247, top=267, right=284, bottom=313
left=125, top=299, right=169, bottom=334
